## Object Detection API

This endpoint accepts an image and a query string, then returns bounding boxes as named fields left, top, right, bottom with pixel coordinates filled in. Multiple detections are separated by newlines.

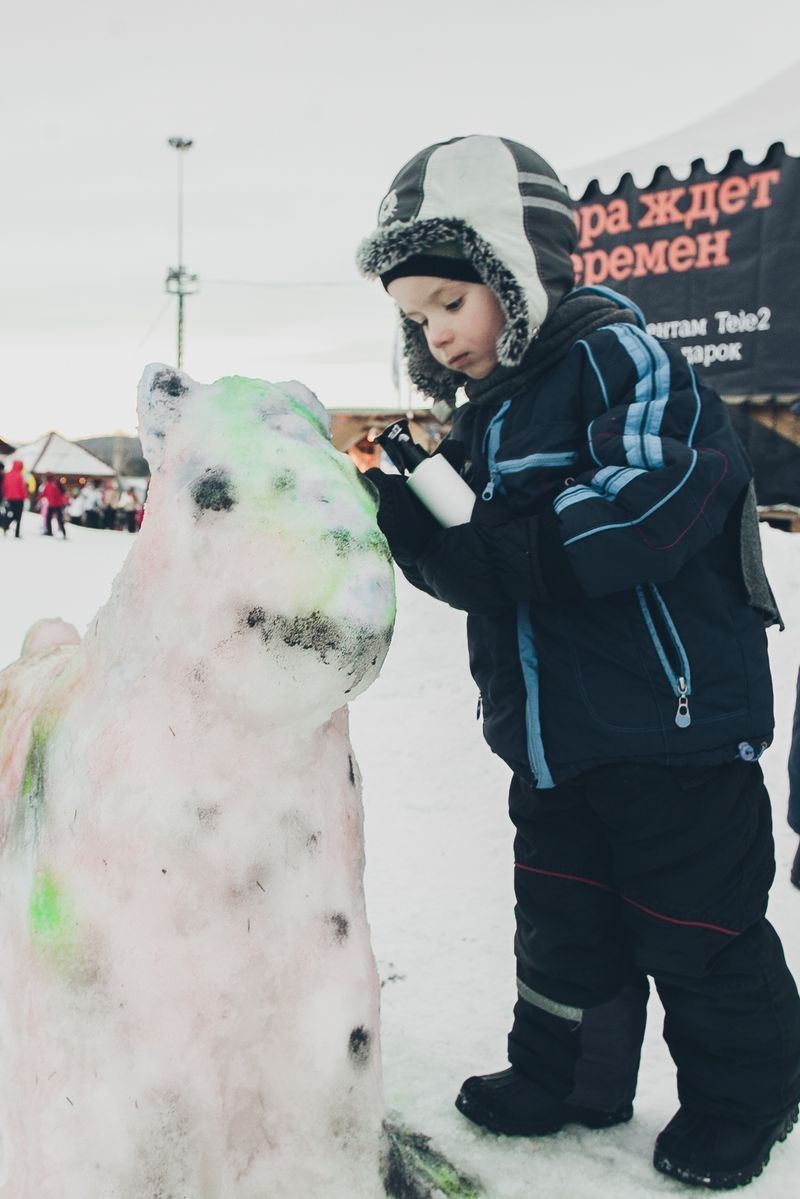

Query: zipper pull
left=675, top=677, right=691, bottom=728
left=476, top=693, right=482, bottom=720
left=482, top=480, right=495, bottom=501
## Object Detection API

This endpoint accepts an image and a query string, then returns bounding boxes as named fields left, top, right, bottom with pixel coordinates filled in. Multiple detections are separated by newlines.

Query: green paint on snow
left=22, top=718, right=49, bottom=799
left=384, top=1123, right=481, bottom=1198
left=16, top=714, right=57, bottom=845
left=414, top=1157, right=480, bottom=1199
left=213, top=375, right=328, bottom=439
left=29, top=871, right=75, bottom=956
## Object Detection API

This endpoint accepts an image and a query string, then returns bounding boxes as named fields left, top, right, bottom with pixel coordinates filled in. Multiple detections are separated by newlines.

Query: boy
left=357, top=135, right=800, bottom=1189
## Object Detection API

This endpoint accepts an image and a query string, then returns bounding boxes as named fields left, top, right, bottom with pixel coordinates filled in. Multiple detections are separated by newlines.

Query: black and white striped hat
left=356, top=135, right=577, bottom=403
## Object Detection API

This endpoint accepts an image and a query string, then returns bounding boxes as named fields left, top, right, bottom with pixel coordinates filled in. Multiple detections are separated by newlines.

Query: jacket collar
left=464, top=290, right=638, bottom=408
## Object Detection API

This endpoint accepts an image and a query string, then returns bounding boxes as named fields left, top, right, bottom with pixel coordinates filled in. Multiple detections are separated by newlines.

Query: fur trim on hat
left=357, top=217, right=532, bottom=402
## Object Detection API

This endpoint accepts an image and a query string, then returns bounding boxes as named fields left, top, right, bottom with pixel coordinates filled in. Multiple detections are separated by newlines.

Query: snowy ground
left=1, top=519, right=797, bottom=1197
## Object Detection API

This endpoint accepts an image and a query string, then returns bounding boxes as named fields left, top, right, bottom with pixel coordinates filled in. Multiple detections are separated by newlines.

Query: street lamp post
left=165, top=136, right=199, bottom=369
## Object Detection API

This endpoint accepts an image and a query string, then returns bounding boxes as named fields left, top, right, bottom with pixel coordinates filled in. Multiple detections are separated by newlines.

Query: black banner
left=573, top=144, right=800, bottom=395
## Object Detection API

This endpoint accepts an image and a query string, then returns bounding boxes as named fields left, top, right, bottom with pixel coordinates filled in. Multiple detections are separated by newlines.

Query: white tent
left=2, top=432, right=116, bottom=479
left=562, top=62, right=800, bottom=197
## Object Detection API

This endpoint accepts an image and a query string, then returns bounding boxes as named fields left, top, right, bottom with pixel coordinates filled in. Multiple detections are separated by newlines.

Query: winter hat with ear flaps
left=356, top=135, right=578, bottom=404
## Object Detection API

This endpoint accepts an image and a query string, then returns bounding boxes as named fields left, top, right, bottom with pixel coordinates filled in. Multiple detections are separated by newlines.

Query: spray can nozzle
left=374, top=420, right=428, bottom=474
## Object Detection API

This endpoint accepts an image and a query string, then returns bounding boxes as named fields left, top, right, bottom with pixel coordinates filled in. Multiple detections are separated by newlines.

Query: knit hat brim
left=380, top=253, right=483, bottom=290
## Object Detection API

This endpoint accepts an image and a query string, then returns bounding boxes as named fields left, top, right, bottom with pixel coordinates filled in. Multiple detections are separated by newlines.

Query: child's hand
left=364, top=470, right=440, bottom=564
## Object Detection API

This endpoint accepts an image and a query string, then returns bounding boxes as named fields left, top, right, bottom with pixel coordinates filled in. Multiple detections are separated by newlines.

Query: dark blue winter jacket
left=356, top=137, right=777, bottom=789
left=411, top=296, right=777, bottom=788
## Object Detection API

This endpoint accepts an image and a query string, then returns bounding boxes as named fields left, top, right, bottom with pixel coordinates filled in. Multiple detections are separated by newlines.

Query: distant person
left=80, top=480, right=103, bottom=529
left=118, top=487, right=140, bottom=533
left=357, top=134, right=800, bottom=1191
left=0, top=461, right=9, bottom=535
left=42, top=474, right=67, bottom=539
left=102, top=483, right=119, bottom=530
left=66, top=487, right=85, bottom=526
left=36, top=479, right=49, bottom=530
left=790, top=668, right=800, bottom=889
left=2, top=459, right=27, bottom=538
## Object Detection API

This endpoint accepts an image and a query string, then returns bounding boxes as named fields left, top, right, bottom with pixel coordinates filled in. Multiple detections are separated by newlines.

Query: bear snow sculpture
left=0, top=367, right=397, bottom=1198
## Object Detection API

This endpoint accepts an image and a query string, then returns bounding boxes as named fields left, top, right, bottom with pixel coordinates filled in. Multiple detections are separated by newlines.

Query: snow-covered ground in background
left=0, top=520, right=797, bottom=1197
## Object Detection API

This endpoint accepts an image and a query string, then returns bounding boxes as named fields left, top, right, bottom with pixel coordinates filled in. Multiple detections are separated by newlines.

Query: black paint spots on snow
left=324, top=528, right=354, bottom=557
left=306, top=830, right=321, bottom=853
left=280, top=613, right=345, bottom=661
left=191, top=469, right=236, bottom=512
left=272, top=470, right=295, bottom=492
left=152, top=369, right=187, bottom=397
left=325, top=527, right=392, bottom=562
left=196, top=805, right=220, bottom=831
left=246, top=607, right=266, bottom=629
left=278, top=809, right=321, bottom=862
left=241, top=605, right=389, bottom=675
left=329, top=913, right=349, bottom=943
left=191, top=661, right=208, bottom=687
left=348, top=1026, right=370, bottom=1065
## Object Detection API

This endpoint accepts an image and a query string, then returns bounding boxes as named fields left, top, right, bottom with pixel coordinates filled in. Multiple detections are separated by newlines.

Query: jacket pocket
left=635, top=584, right=692, bottom=729
left=555, top=592, right=666, bottom=733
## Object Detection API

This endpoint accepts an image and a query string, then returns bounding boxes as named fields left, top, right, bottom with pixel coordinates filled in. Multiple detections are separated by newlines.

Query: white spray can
left=374, top=420, right=475, bottom=527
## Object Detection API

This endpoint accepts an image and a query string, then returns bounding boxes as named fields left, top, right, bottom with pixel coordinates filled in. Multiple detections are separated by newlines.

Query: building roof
left=1, top=431, right=116, bottom=478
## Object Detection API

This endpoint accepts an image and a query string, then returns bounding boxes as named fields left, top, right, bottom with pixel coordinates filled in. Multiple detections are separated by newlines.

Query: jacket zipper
left=482, top=399, right=512, bottom=501
left=635, top=584, right=692, bottom=728
left=482, top=402, right=578, bottom=501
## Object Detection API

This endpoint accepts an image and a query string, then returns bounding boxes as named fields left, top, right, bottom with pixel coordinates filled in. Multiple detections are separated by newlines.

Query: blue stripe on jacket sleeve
left=563, top=452, right=699, bottom=545
left=577, top=339, right=611, bottom=413
left=554, top=485, right=602, bottom=515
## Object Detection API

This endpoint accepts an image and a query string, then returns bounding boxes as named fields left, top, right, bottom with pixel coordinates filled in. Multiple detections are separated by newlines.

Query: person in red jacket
left=2, top=460, right=27, bottom=538
left=42, top=474, right=68, bottom=539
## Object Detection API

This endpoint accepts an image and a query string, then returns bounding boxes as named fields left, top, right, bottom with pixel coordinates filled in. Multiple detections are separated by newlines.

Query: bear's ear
left=137, top=364, right=190, bottom=472
left=275, top=379, right=332, bottom=439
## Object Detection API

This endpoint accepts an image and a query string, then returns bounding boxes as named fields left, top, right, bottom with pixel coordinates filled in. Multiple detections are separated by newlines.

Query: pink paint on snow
left=0, top=367, right=396, bottom=1198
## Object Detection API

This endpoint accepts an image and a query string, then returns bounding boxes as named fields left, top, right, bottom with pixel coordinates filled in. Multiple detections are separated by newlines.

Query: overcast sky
left=2, top=0, right=799, bottom=443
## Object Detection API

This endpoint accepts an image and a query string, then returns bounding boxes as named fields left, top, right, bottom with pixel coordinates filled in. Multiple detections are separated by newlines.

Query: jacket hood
left=356, top=135, right=577, bottom=405
left=11, top=460, right=23, bottom=470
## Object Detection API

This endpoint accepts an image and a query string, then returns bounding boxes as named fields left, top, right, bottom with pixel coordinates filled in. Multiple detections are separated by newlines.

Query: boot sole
left=653, top=1104, right=798, bottom=1189
left=454, top=1091, right=633, bottom=1137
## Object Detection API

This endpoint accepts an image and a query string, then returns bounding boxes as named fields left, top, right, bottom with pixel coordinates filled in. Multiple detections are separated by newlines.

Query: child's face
left=387, top=277, right=505, bottom=380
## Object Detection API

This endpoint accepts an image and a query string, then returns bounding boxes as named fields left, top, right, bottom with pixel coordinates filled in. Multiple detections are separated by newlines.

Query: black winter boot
left=455, top=1067, right=633, bottom=1136
left=653, top=1104, right=798, bottom=1189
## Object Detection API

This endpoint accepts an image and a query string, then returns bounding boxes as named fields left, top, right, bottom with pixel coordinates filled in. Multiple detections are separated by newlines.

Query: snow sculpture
left=0, top=367, right=397, bottom=1198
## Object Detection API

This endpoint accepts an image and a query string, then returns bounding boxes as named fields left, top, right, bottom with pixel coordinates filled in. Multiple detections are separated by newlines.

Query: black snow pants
left=508, top=760, right=800, bottom=1123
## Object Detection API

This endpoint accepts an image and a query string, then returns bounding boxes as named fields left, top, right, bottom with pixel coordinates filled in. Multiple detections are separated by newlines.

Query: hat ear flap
left=400, top=319, right=464, bottom=402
